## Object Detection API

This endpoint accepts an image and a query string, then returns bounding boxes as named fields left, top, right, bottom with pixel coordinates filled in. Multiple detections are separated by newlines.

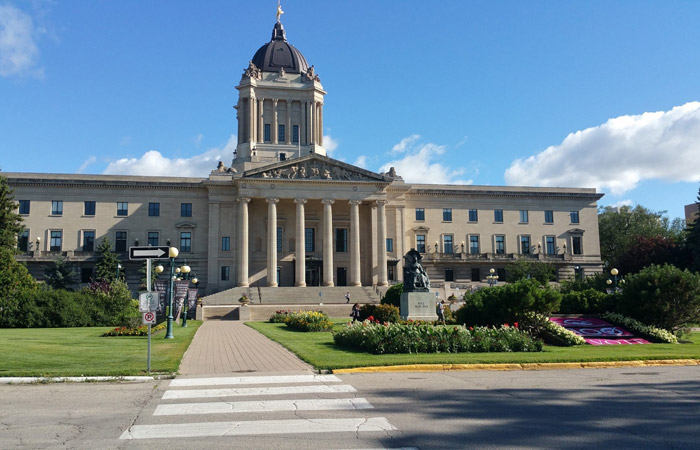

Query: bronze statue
left=403, top=249, right=430, bottom=292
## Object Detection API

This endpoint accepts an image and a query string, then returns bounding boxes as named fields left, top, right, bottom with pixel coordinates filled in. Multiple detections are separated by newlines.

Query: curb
left=0, top=375, right=175, bottom=385
left=333, top=359, right=700, bottom=374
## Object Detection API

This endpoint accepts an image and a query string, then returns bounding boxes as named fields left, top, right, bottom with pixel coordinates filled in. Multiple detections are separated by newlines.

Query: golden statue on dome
left=276, top=1, right=284, bottom=23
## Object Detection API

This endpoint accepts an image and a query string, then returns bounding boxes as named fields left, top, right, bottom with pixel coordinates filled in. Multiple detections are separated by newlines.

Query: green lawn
left=247, top=319, right=700, bottom=371
left=0, top=321, right=201, bottom=377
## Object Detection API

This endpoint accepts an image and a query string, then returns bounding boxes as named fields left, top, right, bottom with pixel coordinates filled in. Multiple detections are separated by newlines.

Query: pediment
left=241, top=154, right=391, bottom=183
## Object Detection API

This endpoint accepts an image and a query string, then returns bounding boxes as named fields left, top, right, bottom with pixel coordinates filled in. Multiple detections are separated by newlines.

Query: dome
left=250, top=21, right=309, bottom=74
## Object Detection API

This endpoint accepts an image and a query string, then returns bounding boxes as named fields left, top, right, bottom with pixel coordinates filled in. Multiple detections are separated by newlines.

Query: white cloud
left=193, top=133, right=203, bottom=146
left=0, top=3, right=42, bottom=77
left=610, top=199, right=634, bottom=209
left=323, top=134, right=338, bottom=157
left=77, top=156, right=96, bottom=174
left=379, top=135, right=473, bottom=185
left=353, top=155, right=367, bottom=169
left=103, top=135, right=237, bottom=177
left=504, top=102, right=700, bottom=195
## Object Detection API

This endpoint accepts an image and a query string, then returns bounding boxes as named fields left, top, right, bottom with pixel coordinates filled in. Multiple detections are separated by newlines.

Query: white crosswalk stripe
left=120, top=373, right=403, bottom=445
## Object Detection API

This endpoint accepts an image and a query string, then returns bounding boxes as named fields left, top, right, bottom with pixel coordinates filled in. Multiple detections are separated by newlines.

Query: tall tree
left=44, top=257, right=77, bottom=290
left=0, top=175, right=23, bottom=249
left=95, top=237, right=120, bottom=282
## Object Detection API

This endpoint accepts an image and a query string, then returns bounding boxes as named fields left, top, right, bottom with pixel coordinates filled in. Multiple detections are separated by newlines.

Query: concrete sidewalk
left=178, top=321, right=313, bottom=376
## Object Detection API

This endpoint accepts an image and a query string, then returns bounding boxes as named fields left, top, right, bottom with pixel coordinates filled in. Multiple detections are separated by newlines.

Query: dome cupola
left=250, top=19, right=309, bottom=74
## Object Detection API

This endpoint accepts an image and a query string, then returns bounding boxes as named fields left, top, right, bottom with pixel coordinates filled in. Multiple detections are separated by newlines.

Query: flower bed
left=283, top=310, right=333, bottom=332
left=602, top=312, right=678, bottom=343
left=542, top=319, right=586, bottom=346
left=102, top=322, right=167, bottom=337
left=269, top=310, right=291, bottom=323
left=333, top=320, right=542, bottom=354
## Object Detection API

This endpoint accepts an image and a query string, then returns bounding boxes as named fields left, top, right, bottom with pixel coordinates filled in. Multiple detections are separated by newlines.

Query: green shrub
left=359, top=303, right=400, bottom=323
left=269, top=310, right=291, bottom=323
left=333, top=321, right=542, bottom=354
left=602, top=312, right=678, bottom=343
left=381, top=283, right=403, bottom=307
left=455, top=279, right=561, bottom=328
left=559, top=289, right=615, bottom=314
left=615, top=264, right=700, bottom=333
left=505, top=261, right=555, bottom=284
left=102, top=322, right=167, bottom=336
left=284, top=310, right=333, bottom=332
left=559, top=272, right=609, bottom=293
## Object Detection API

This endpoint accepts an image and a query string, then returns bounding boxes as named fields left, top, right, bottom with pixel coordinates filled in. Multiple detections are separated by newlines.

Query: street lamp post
left=116, top=263, right=122, bottom=281
left=606, top=268, right=623, bottom=294
left=487, top=268, right=498, bottom=287
left=180, top=263, right=191, bottom=327
left=165, top=247, right=179, bottom=339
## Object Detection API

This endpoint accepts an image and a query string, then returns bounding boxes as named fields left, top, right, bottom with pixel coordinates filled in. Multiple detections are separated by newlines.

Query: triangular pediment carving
left=241, top=154, right=390, bottom=182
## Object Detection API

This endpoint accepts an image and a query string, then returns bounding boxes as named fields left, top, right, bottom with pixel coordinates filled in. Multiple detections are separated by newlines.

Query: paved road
left=1, top=366, right=699, bottom=449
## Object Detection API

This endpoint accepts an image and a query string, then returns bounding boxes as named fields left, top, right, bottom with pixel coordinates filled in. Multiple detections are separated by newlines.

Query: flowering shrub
left=359, top=304, right=400, bottom=323
left=284, top=310, right=333, bottom=332
left=269, top=310, right=291, bottom=323
left=602, top=312, right=678, bottom=343
left=102, top=322, right=167, bottom=337
left=542, top=319, right=586, bottom=346
left=333, top=321, right=542, bottom=354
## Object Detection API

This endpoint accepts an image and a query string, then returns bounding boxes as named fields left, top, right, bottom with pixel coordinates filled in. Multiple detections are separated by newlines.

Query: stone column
left=309, top=100, right=315, bottom=145
left=318, top=102, right=323, bottom=146
left=207, top=201, right=220, bottom=289
left=258, top=98, right=264, bottom=143
left=272, top=98, right=278, bottom=144
left=322, top=199, right=334, bottom=286
left=285, top=100, right=291, bottom=144
left=237, top=197, right=251, bottom=287
left=349, top=200, right=362, bottom=286
left=266, top=198, right=279, bottom=287
left=295, top=198, right=307, bottom=287
left=301, top=101, right=307, bottom=146
left=247, top=96, right=255, bottom=143
left=370, top=203, right=377, bottom=286
left=395, top=207, right=405, bottom=282
left=236, top=102, right=242, bottom=144
left=377, top=200, right=388, bottom=286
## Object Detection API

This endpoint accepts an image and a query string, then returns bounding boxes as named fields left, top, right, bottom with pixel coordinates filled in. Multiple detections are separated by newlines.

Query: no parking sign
left=142, top=311, right=156, bottom=324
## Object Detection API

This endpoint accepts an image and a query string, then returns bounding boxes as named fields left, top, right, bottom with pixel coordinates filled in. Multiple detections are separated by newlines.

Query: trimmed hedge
left=359, top=304, right=400, bottom=323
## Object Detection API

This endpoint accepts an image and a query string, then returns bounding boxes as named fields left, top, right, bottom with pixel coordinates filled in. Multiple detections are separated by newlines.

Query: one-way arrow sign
left=129, top=246, right=170, bottom=260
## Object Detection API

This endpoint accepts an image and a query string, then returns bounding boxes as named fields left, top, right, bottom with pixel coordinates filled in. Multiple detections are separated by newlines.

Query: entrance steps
left=199, top=286, right=386, bottom=321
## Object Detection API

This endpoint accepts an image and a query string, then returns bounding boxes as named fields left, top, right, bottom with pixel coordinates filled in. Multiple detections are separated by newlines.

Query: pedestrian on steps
left=345, top=291, right=350, bottom=303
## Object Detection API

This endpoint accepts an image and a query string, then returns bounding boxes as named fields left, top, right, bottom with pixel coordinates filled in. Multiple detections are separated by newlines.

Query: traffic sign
left=139, top=292, right=159, bottom=312
left=129, top=246, right=170, bottom=260
left=142, top=311, right=156, bottom=324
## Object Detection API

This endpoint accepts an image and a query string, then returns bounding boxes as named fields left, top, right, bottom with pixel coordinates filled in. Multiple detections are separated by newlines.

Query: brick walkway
left=178, top=321, right=313, bottom=376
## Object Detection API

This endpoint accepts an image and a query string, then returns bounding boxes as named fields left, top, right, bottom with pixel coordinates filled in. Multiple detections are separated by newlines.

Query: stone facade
left=5, top=16, right=604, bottom=294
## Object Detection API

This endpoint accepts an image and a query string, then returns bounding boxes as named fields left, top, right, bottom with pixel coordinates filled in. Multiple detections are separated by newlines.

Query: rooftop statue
left=403, top=249, right=430, bottom=292
left=276, top=1, right=284, bottom=23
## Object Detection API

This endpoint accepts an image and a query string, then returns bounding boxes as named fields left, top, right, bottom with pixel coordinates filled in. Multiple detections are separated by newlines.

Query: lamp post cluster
left=606, top=268, right=624, bottom=294
left=487, top=268, right=498, bottom=287
left=156, top=247, right=198, bottom=339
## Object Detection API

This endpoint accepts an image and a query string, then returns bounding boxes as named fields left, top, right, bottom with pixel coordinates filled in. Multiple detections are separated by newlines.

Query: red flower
left=469, top=327, right=474, bottom=331
left=513, top=322, right=519, bottom=328
left=367, top=316, right=375, bottom=322
left=503, top=323, right=509, bottom=328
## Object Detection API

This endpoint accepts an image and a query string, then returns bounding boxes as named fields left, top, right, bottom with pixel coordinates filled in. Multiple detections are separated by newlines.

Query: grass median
left=247, top=319, right=700, bottom=371
left=0, top=321, right=202, bottom=377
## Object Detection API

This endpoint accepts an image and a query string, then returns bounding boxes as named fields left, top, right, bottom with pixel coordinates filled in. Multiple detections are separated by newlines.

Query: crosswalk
left=119, top=373, right=413, bottom=448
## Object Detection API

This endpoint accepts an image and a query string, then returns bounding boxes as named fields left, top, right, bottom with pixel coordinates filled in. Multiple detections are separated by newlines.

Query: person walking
left=345, top=291, right=351, bottom=303
left=350, top=303, right=361, bottom=322
left=437, top=300, right=446, bottom=324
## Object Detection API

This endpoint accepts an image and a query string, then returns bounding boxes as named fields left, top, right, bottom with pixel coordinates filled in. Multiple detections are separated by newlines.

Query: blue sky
left=1, top=1, right=699, bottom=221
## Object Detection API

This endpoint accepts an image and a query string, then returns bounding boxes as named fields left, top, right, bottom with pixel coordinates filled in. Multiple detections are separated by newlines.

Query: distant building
left=6, top=13, right=604, bottom=293
left=686, top=203, right=699, bottom=225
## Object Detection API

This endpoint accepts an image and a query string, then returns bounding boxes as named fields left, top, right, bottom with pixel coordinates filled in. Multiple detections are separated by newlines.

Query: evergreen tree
left=0, top=175, right=24, bottom=249
left=95, top=237, right=120, bottom=282
left=44, top=257, right=77, bottom=290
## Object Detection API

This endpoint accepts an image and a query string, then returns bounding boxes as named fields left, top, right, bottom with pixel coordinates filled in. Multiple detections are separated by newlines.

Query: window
left=52, top=200, right=63, bottom=215
left=494, top=209, right=503, bottom=222
left=181, top=203, right=192, bottom=217
left=264, top=124, right=271, bottom=142
left=83, top=230, right=95, bottom=252
left=572, top=236, right=583, bottom=255
left=471, top=268, right=481, bottom=282
left=469, top=235, right=480, bottom=254
left=221, top=236, right=230, bottom=251
left=81, top=201, right=96, bottom=216
left=386, top=238, right=393, bottom=252
left=495, top=235, right=505, bottom=254
left=305, top=228, right=315, bottom=252
left=292, top=125, right=299, bottom=143
left=443, top=208, right=452, bottom=222
left=570, top=210, right=580, bottom=224
left=115, top=231, right=127, bottom=252
left=50, top=230, right=62, bottom=251
left=18, top=230, right=29, bottom=252
left=180, top=232, right=192, bottom=252
left=144, top=232, right=158, bottom=247
left=443, top=235, right=453, bottom=253
left=415, top=208, right=425, bottom=221
left=544, top=210, right=554, bottom=224
left=18, top=200, right=30, bottom=215
left=416, top=234, right=426, bottom=253
left=445, top=268, right=454, bottom=282
left=335, top=228, right=348, bottom=252
left=221, top=266, right=230, bottom=281
left=277, top=226, right=283, bottom=252
left=546, top=236, right=556, bottom=255
left=278, top=124, right=285, bottom=143
left=81, top=268, right=93, bottom=283
left=148, top=202, right=160, bottom=217
left=469, top=209, right=478, bottom=222
left=520, top=235, right=531, bottom=254
left=117, top=202, right=128, bottom=216
left=519, top=210, right=529, bottom=223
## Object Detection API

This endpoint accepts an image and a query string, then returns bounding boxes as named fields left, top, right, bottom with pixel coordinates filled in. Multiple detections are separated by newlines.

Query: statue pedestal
left=400, top=291, right=438, bottom=321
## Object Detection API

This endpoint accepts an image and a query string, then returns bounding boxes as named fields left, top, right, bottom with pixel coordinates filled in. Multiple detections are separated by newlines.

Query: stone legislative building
left=6, top=14, right=604, bottom=295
